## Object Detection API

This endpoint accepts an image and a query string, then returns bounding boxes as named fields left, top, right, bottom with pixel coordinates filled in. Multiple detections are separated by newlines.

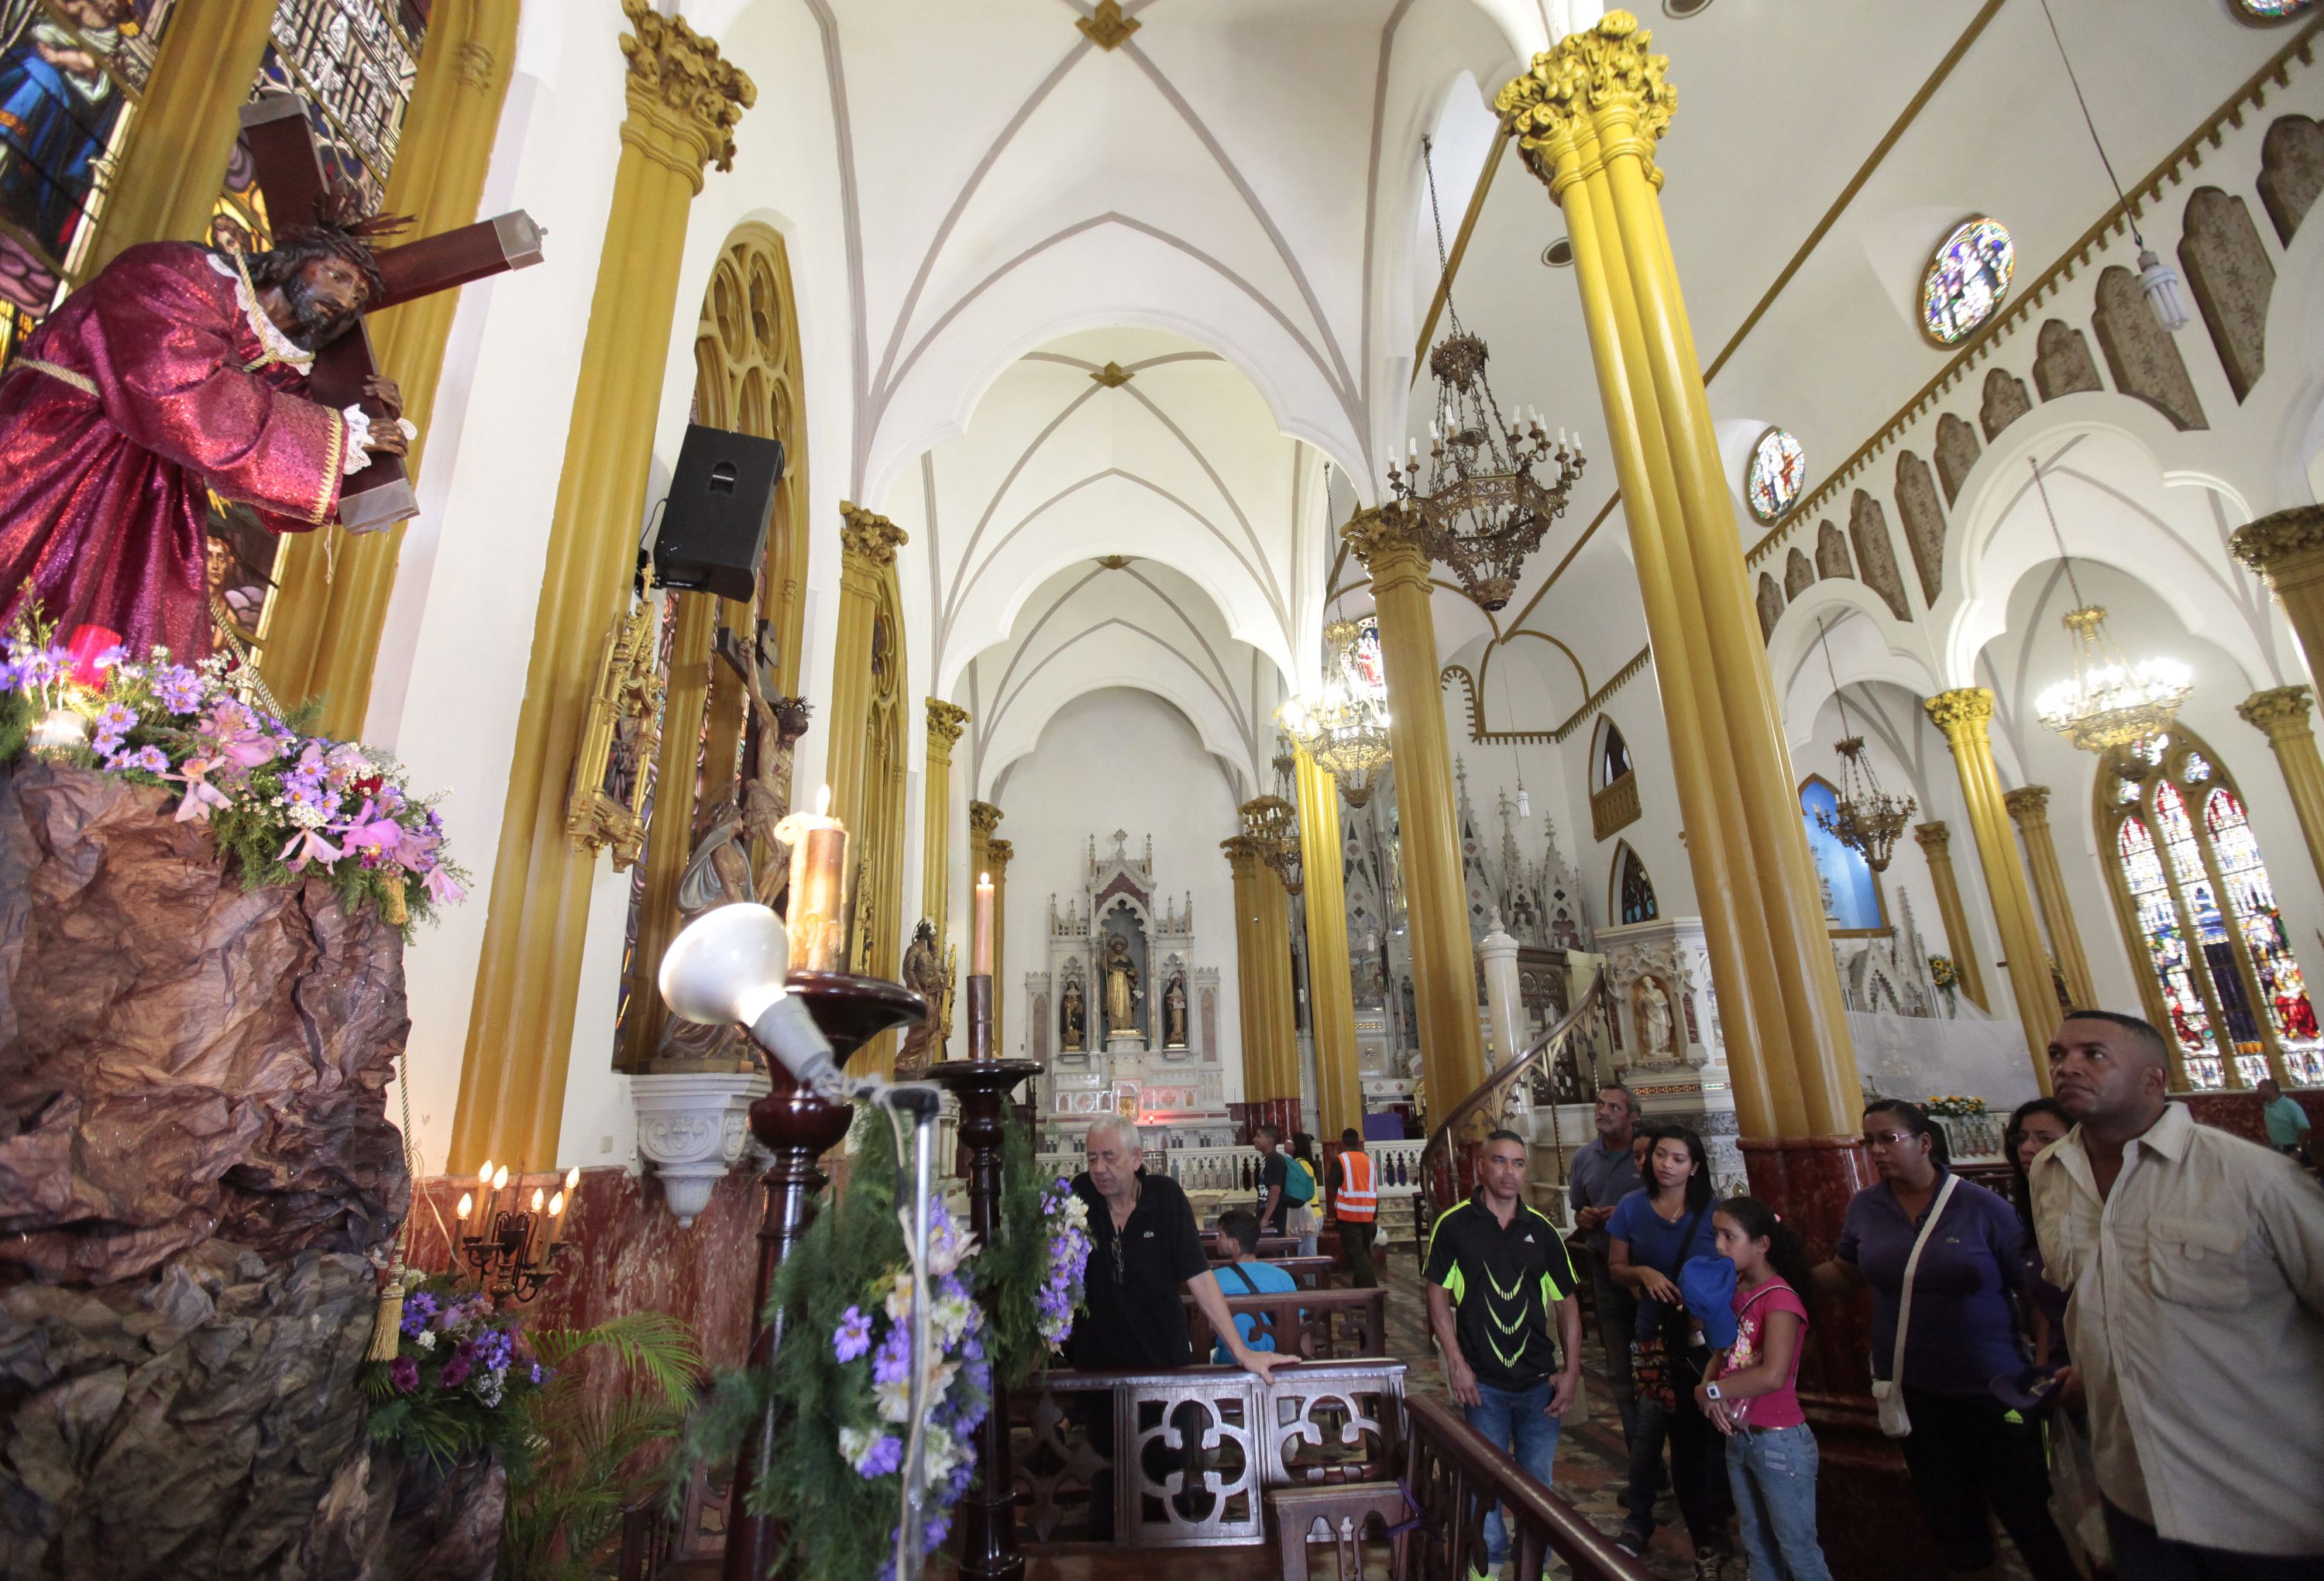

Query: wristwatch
left=1703, top=1382, right=1724, bottom=1402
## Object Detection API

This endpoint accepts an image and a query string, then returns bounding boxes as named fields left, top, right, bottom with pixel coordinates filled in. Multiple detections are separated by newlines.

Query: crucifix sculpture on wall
left=238, top=94, right=545, bottom=531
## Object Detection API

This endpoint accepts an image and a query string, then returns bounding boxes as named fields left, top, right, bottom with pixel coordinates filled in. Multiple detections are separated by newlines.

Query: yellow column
left=2233, top=507, right=2324, bottom=685
left=263, top=0, right=524, bottom=735
left=1925, top=689, right=2058, bottom=1088
left=1294, top=749, right=1362, bottom=1140
left=2239, top=686, right=2324, bottom=895
left=1223, top=836, right=1277, bottom=1102
left=1498, top=12, right=1856, bottom=1136
left=923, top=701, right=969, bottom=944
left=1341, top=515, right=1487, bottom=1116
left=1913, top=822, right=1990, bottom=1012
left=827, top=506, right=907, bottom=850
left=986, top=837, right=1012, bottom=1053
left=448, top=5, right=751, bottom=1172
left=2004, top=786, right=2097, bottom=1010
left=1248, top=831, right=1301, bottom=1108
left=86, top=0, right=278, bottom=272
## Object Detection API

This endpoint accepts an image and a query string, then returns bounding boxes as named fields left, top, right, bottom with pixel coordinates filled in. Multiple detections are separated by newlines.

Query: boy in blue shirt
left=1211, top=1208, right=1299, bottom=1362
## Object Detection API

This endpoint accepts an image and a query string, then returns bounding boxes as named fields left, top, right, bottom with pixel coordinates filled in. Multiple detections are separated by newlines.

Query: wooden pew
left=1208, top=1254, right=1334, bottom=1290
left=1183, top=1285, right=1390, bottom=1361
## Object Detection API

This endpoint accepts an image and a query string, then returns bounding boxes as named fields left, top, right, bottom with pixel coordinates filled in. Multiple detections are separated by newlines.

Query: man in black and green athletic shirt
left=1425, top=1128, right=1583, bottom=1576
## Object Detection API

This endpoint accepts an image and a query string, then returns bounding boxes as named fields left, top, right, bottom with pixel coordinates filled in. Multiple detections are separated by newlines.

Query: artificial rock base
left=0, top=761, right=465, bottom=1579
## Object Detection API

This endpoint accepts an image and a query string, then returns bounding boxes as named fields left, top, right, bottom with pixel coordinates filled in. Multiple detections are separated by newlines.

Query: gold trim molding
left=566, top=576, right=665, bottom=870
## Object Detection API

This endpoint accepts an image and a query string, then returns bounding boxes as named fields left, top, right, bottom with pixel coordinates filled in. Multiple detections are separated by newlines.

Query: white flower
left=875, top=1376, right=913, bottom=1423
left=839, top=1425, right=875, bottom=1465
left=1061, top=1195, right=1089, bottom=1231
left=414, top=1329, right=436, bottom=1352
left=884, top=1271, right=913, bottom=1325
left=922, top=1428, right=965, bottom=1482
left=930, top=1294, right=975, bottom=1350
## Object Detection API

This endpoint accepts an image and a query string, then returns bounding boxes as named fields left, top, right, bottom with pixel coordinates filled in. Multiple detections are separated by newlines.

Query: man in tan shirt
left=2031, top=1011, right=2324, bottom=1578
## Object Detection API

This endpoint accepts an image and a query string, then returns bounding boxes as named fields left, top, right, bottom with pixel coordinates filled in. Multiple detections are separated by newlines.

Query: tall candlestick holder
left=723, top=968, right=926, bottom=1581
left=924, top=973, right=1039, bottom=1579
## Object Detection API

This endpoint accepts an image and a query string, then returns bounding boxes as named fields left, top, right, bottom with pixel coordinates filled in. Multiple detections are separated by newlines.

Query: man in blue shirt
left=1569, top=1081, right=1645, bottom=1448
left=1208, top=1208, right=1299, bottom=1362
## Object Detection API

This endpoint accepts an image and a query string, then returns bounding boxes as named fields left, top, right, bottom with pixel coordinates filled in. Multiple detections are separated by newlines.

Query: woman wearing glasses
left=1815, top=1101, right=2079, bottom=1581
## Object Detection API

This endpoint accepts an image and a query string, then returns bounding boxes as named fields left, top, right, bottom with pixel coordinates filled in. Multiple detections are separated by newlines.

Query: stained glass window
left=2239, top=0, right=2313, bottom=18
left=2099, top=730, right=2312, bottom=1088
left=1745, top=428, right=1806, bottom=524
left=1348, top=614, right=1384, bottom=699
left=1920, top=217, right=2014, bottom=345
left=1617, top=844, right=1658, bottom=926
left=0, top=0, right=186, bottom=365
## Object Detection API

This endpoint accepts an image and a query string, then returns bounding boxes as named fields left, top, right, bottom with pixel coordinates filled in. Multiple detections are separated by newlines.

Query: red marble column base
left=1741, top=1136, right=1943, bottom=1581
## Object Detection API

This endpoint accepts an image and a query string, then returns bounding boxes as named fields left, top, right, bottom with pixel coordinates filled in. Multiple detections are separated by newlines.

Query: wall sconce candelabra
left=456, top=1159, right=577, bottom=1304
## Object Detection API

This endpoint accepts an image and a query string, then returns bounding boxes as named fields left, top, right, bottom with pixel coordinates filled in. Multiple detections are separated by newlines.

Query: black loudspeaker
left=652, top=422, right=786, bottom=601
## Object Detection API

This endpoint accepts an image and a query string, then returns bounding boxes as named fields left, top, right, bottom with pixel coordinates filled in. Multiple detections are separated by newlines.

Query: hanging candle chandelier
left=1276, top=616, right=1394, bottom=807
left=1243, top=789, right=1302, bottom=896
left=1386, top=137, right=1585, bottom=612
left=1812, top=618, right=1916, bottom=872
left=2026, top=459, right=2192, bottom=752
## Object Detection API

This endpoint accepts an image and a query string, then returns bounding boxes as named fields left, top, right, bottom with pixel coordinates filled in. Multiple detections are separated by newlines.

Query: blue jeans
left=1727, top=1424, right=1833, bottom=1581
left=1463, top=1378, right=1561, bottom=1566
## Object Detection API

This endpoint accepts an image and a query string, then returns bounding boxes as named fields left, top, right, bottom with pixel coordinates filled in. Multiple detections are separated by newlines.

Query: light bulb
left=2137, top=248, right=2192, bottom=335
left=457, top=1191, right=473, bottom=1222
left=660, top=902, right=792, bottom=1026
left=549, top=1191, right=566, bottom=1218
left=531, top=1187, right=545, bottom=1213
left=564, top=1165, right=580, bottom=1192
left=477, top=1160, right=492, bottom=1189
left=492, top=1165, right=509, bottom=1191
left=1518, top=788, right=1532, bottom=819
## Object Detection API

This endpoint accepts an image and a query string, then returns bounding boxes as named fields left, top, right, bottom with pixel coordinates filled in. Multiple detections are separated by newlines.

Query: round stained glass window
left=2240, top=0, right=2313, bottom=19
left=1745, top=427, right=1806, bottom=523
left=1920, top=217, right=2015, bottom=345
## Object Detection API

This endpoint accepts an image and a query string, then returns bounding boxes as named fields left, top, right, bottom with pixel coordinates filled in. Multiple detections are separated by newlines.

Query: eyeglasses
left=1862, top=1129, right=1918, bottom=1148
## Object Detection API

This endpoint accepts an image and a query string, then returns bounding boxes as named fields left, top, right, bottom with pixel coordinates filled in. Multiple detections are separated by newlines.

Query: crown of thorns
left=251, top=183, right=411, bottom=301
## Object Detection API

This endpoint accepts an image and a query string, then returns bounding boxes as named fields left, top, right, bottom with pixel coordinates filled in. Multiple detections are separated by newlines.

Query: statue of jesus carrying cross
left=0, top=93, right=541, bottom=664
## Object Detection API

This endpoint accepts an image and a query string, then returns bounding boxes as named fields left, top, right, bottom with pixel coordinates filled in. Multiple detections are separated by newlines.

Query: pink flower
left=201, top=699, right=280, bottom=768
left=424, top=866, right=466, bottom=905
left=389, top=1356, right=418, bottom=1394
left=278, top=827, right=343, bottom=871
left=338, top=799, right=403, bottom=855
left=167, top=758, right=232, bottom=823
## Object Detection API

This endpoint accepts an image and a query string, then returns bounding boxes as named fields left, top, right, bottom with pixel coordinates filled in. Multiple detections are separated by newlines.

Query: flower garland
left=1924, top=1094, right=1988, bottom=1118
left=359, top=1272, right=548, bottom=1471
left=1032, top=1178, right=1092, bottom=1352
left=0, top=615, right=467, bottom=927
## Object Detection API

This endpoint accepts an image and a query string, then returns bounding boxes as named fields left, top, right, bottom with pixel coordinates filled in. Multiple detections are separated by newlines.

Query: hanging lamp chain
left=2035, top=0, right=2141, bottom=246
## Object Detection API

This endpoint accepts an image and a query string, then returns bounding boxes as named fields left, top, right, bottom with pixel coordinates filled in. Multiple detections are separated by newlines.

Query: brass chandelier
left=1243, top=782, right=1301, bottom=897
left=1812, top=618, right=1916, bottom=872
left=1276, top=617, right=1393, bottom=807
left=2026, top=459, right=2192, bottom=753
left=1387, top=137, right=1585, bottom=612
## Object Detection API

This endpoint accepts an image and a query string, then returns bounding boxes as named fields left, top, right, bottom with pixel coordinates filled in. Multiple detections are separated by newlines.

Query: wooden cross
left=239, top=93, right=545, bottom=531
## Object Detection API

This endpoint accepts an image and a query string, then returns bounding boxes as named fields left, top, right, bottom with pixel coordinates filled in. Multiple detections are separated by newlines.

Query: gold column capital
left=984, top=837, right=1013, bottom=878
left=1342, top=506, right=1432, bottom=589
left=926, top=698, right=971, bottom=751
left=1913, top=820, right=1951, bottom=854
left=838, top=503, right=909, bottom=569
left=2230, top=504, right=2324, bottom=581
left=620, top=0, right=755, bottom=187
left=2003, top=785, right=2052, bottom=825
left=1496, top=9, right=1673, bottom=192
left=2239, top=684, right=2316, bottom=739
left=1221, top=833, right=1264, bottom=869
left=968, top=799, right=1003, bottom=837
left=1924, top=686, right=1996, bottom=742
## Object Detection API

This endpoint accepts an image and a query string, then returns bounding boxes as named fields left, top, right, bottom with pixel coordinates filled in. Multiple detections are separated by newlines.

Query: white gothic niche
left=1030, top=830, right=1229, bottom=1153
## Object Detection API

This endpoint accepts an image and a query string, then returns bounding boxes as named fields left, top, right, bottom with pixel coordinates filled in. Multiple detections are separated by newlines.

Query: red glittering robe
left=0, top=242, right=349, bottom=659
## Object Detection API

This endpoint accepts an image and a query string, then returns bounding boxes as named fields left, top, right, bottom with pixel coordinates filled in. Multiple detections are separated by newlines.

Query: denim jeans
left=1463, top=1377, right=1562, bottom=1566
left=1726, top=1425, right=1833, bottom=1581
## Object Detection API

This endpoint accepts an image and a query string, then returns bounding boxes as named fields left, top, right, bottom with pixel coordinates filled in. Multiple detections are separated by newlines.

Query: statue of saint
left=0, top=187, right=415, bottom=658
left=896, top=919, right=945, bottom=1074
left=1164, top=974, right=1188, bottom=1048
left=1102, top=933, right=1140, bottom=1036
left=1639, top=974, right=1676, bottom=1057
left=1060, top=975, right=1085, bottom=1051
left=655, top=808, right=759, bottom=1066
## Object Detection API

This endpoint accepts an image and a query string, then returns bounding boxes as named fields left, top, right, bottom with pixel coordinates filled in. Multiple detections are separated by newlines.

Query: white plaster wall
left=989, top=687, right=1247, bottom=1091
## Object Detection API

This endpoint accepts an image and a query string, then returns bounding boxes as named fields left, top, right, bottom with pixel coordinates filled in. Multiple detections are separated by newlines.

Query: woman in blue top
left=1607, top=1124, right=1731, bottom=1576
left=1817, top=1101, right=2078, bottom=1581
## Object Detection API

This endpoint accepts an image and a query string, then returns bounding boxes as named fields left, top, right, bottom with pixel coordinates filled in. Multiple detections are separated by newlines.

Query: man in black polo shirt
left=1425, top=1129, right=1583, bottom=1577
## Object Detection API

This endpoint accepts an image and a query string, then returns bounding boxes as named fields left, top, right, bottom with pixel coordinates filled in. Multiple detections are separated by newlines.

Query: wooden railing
left=1394, top=1394, right=1656, bottom=1580
left=1012, top=1359, right=1409, bottom=1547
left=1183, top=1287, right=1390, bottom=1362
left=1420, top=974, right=1610, bottom=1220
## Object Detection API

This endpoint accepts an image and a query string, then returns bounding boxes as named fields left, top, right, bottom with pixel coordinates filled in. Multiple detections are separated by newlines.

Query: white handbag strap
left=1889, top=1173, right=1960, bottom=1389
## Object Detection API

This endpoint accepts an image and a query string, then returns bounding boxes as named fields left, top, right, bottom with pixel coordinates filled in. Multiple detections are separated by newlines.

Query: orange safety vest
left=1336, top=1148, right=1377, bottom=1221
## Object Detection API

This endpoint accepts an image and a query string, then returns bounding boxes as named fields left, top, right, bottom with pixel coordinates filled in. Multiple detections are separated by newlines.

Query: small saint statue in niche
left=896, top=919, right=945, bottom=1074
left=1164, top=973, right=1188, bottom=1049
left=1102, top=933, right=1140, bottom=1036
left=1638, top=974, right=1676, bottom=1057
left=1060, top=974, right=1086, bottom=1051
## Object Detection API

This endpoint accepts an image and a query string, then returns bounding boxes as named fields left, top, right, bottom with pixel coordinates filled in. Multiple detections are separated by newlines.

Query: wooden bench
left=1184, top=1286, right=1390, bottom=1361
left=1208, top=1253, right=1334, bottom=1290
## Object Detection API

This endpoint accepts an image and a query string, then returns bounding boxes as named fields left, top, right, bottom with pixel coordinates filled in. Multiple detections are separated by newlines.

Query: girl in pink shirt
left=1697, top=1197, right=1832, bottom=1581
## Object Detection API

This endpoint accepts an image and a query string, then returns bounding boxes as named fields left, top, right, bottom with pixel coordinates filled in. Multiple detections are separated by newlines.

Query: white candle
left=974, top=872, right=995, bottom=976
left=774, top=785, right=851, bottom=974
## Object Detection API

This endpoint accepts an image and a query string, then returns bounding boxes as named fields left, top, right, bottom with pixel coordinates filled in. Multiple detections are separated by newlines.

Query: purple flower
left=529, top=1362, right=545, bottom=1385
left=852, top=1434, right=903, bottom=1477
left=400, top=1291, right=439, bottom=1336
left=152, top=664, right=205, bottom=713
left=834, top=1305, right=873, bottom=1363
left=389, top=1356, right=418, bottom=1394
left=871, top=1323, right=912, bottom=1388
left=438, top=1352, right=473, bottom=1389
left=123, top=745, right=170, bottom=775
left=476, top=1328, right=515, bottom=1373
